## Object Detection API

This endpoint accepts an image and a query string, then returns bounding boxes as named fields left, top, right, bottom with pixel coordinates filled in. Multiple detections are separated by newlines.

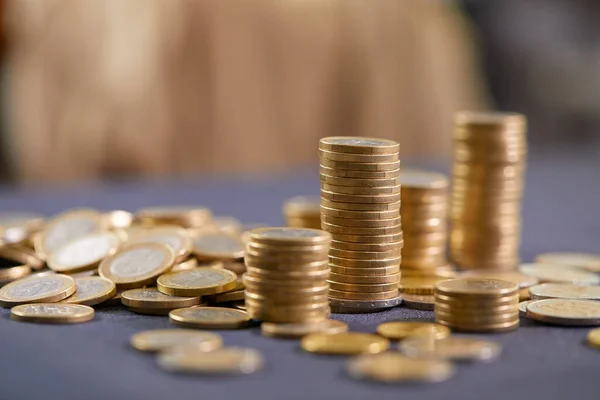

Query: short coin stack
left=283, top=196, right=321, bottom=230
left=319, top=137, right=402, bottom=313
left=243, top=227, right=331, bottom=323
left=450, top=112, right=527, bottom=270
left=399, top=170, right=449, bottom=275
left=434, top=278, right=519, bottom=332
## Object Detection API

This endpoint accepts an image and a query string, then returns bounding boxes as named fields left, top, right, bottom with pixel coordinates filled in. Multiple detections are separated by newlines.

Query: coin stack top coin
left=434, top=278, right=519, bottom=332
left=399, top=170, right=449, bottom=274
left=319, top=137, right=402, bottom=313
left=283, top=196, right=321, bottom=230
left=450, top=112, right=527, bottom=270
left=243, top=227, right=331, bottom=323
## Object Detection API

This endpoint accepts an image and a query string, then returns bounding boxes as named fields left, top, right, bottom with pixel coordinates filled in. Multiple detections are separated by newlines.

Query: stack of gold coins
left=399, top=170, right=449, bottom=274
left=243, top=227, right=331, bottom=323
left=434, top=278, right=519, bottom=332
left=450, top=112, right=527, bottom=271
left=283, top=197, right=321, bottom=229
left=319, top=137, right=402, bottom=313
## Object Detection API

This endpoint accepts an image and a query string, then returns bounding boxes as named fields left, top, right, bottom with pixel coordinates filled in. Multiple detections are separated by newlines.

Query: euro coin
left=402, top=294, right=435, bottom=311
left=329, top=288, right=398, bottom=300
left=329, top=295, right=403, bottom=313
left=329, top=281, right=398, bottom=293
left=319, top=165, right=400, bottom=179
left=47, top=232, right=121, bottom=273
left=249, top=227, right=331, bottom=246
left=329, top=272, right=399, bottom=285
left=587, top=328, right=600, bottom=349
left=321, top=190, right=400, bottom=205
left=526, top=299, right=600, bottom=326
left=535, top=252, right=600, bottom=273
left=321, top=198, right=400, bottom=212
left=322, top=222, right=402, bottom=236
left=400, top=336, right=502, bottom=362
left=191, top=231, right=244, bottom=261
left=61, top=277, right=116, bottom=306
left=319, top=137, right=400, bottom=155
left=519, top=263, right=600, bottom=285
left=210, top=215, right=243, bottom=235
left=519, top=300, right=535, bottom=318
left=320, top=206, right=400, bottom=220
left=126, top=226, right=192, bottom=263
left=0, top=245, right=45, bottom=270
left=320, top=175, right=399, bottom=188
left=377, top=322, right=451, bottom=341
left=319, top=149, right=399, bottom=163
left=134, top=205, right=211, bottom=228
left=459, top=270, right=538, bottom=289
left=169, top=306, right=250, bottom=329
left=157, top=267, right=237, bottom=296
left=0, top=274, right=76, bottom=307
left=130, top=329, right=223, bottom=353
left=434, top=278, right=518, bottom=297
left=328, top=256, right=401, bottom=269
left=301, top=332, right=389, bottom=355
left=321, top=183, right=400, bottom=196
left=120, top=287, right=200, bottom=309
left=400, top=276, right=449, bottom=295
left=158, top=346, right=264, bottom=375
left=321, top=216, right=401, bottom=228
left=11, top=303, right=94, bottom=324
left=329, top=232, right=403, bottom=244
left=319, top=159, right=400, bottom=172
left=261, top=320, right=348, bottom=339
left=529, top=283, right=600, bottom=301
left=0, top=260, right=31, bottom=283
left=210, top=289, right=245, bottom=303
left=330, top=240, right=403, bottom=253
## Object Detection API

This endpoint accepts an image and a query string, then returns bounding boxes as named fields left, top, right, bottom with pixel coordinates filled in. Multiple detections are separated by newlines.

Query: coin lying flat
left=0, top=274, right=76, bottom=307
left=347, top=353, right=455, bottom=384
left=169, top=306, right=250, bottom=329
left=121, top=288, right=200, bottom=309
left=301, top=333, right=389, bottom=355
left=460, top=270, right=538, bottom=290
left=401, top=276, right=448, bottom=295
left=529, top=283, right=600, bottom=301
left=400, top=337, right=502, bottom=362
left=329, top=295, right=403, bottom=313
left=435, top=278, right=518, bottom=297
left=377, top=322, right=451, bottom=341
left=158, top=346, right=264, bottom=375
left=47, top=232, right=121, bottom=273
left=130, top=329, right=223, bottom=353
left=11, top=303, right=94, bottom=324
left=192, top=231, right=245, bottom=261
left=261, top=320, right=348, bottom=339
left=211, top=289, right=245, bottom=303
left=535, top=252, right=600, bottom=273
left=135, top=206, right=212, bottom=228
left=61, top=277, right=116, bottom=306
left=157, top=267, right=237, bottom=296
left=402, top=294, right=435, bottom=311
left=127, top=226, right=192, bottom=263
left=99, top=243, right=175, bottom=289
left=526, top=299, right=600, bottom=326
left=519, top=263, right=600, bottom=285
left=587, top=328, right=600, bottom=349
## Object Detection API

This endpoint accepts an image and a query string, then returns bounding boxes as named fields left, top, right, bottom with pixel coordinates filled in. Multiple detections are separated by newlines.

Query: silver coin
left=39, top=209, right=102, bottom=255
left=110, top=247, right=167, bottom=277
left=526, top=299, right=600, bottom=326
left=529, top=283, right=600, bottom=301
left=0, top=274, right=76, bottom=306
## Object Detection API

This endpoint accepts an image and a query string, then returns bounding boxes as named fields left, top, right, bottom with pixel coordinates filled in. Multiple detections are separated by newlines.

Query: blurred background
left=0, top=0, right=598, bottom=184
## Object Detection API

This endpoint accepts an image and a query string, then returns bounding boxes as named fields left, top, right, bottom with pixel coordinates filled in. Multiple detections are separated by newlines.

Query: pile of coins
left=434, top=278, right=520, bottom=332
left=283, top=197, right=321, bottom=229
left=243, top=227, right=332, bottom=323
left=319, top=137, right=402, bottom=313
left=450, top=112, right=527, bottom=270
left=399, top=170, right=449, bottom=275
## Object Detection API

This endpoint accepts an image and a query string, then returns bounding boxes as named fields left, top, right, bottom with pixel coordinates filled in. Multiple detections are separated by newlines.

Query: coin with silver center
left=11, top=303, right=94, bottom=323
left=526, top=299, right=600, bottom=326
left=169, top=306, right=250, bottom=329
left=0, top=274, right=76, bottom=307
left=61, top=277, right=116, bottom=306
left=121, top=288, right=200, bottom=309
left=127, top=226, right=192, bottom=262
left=518, top=300, right=536, bottom=318
left=157, top=267, right=237, bottom=296
left=400, top=337, right=502, bottom=362
left=47, top=232, right=121, bottom=273
left=529, top=283, right=600, bottom=301
left=158, top=346, right=265, bottom=375
left=130, top=329, right=223, bottom=353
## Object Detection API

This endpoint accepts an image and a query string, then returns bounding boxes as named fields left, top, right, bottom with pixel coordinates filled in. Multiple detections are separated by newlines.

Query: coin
left=321, top=198, right=400, bottom=212
left=121, top=287, right=200, bottom=309
left=329, top=272, right=399, bottom=285
left=535, top=252, right=600, bottom=273
left=459, top=270, right=538, bottom=289
left=435, top=278, right=518, bottom=297
left=47, top=232, right=121, bottom=273
left=329, top=288, right=399, bottom=301
left=587, top=328, right=600, bottom=349
left=261, top=320, right=348, bottom=339
left=320, top=175, right=399, bottom=188
left=330, top=240, right=403, bottom=253
left=320, top=159, right=400, bottom=172
left=400, top=336, right=502, bottom=362
left=320, top=206, right=400, bottom=220
left=158, top=346, right=264, bottom=375
left=130, top=329, right=223, bottom=353
left=401, top=276, right=448, bottom=295
left=526, top=299, right=600, bottom=326
left=319, top=166, right=400, bottom=180
left=170, top=257, right=200, bottom=272
left=330, top=295, right=403, bottom=313
left=0, top=212, right=44, bottom=245
left=61, top=277, right=116, bottom=306
left=321, top=190, right=401, bottom=205
left=519, top=263, right=600, bottom=285
left=321, top=183, right=400, bottom=196
left=191, top=231, right=244, bottom=261
left=529, top=283, right=600, bottom=301
left=11, top=303, right=94, bottom=324
left=518, top=300, right=535, bottom=318
left=330, top=232, right=403, bottom=244
left=347, top=353, right=455, bottom=384
left=399, top=169, right=449, bottom=190
left=377, top=322, right=451, bottom=341
left=319, top=137, right=399, bottom=155
left=98, top=243, right=175, bottom=289
left=127, top=226, right=192, bottom=262
left=157, top=267, right=237, bottom=296
left=0, top=274, right=76, bottom=307
left=134, top=206, right=212, bottom=228
left=301, top=332, right=389, bottom=355
left=169, top=306, right=250, bottom=329
left=322, top=222, right=402, bottom=236
left=0, top=259, right=31, bottom=283
left=210, top=289, right=245, bottom=303
left=0, top=245, right=45, bottom=270
left=102, top=210, right=133, bottom=230
left=249, top=227, right=332, bottom=246
left=402, top=294, right=435, bottom=311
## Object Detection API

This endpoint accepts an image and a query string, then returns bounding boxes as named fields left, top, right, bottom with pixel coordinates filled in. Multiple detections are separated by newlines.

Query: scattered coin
left=47, top=232, right=121, bottom=273
left=61, top=277, right=116, bottom=306
left=376, top=322, right=451, bottom=341
left=347, top=353, right=455, bottom=383
left=158, top=346, right=265, bottom=375
left=519, top=263, right=600, bottom=285
left=587, top=328, right=600, bottom=349
left=301, top=333, right=389, bottom=355
left=121, top=288, right=200, bottom=309
left=526, top=299, right=600, bottom=326
left=0, top=274, right=76, bottom=307
left=130, top=329, right=223, bottom=353
left=261, top=320, right=348, bottom=339
left=0, top=212, right=44, bottom=245
left=157, top=267, right=237, bottom=296
left=0, top=259, right=31, bottom=284
left=169, top=306, right=250, bottom=329
left=535, top=252, right=600, bottom=273
left=127, top=226, right=192, bottom=262
left=400, top=336, right=502, bottom=362
left=330, top=296, right=403, bottom=313
left=11, top=303, right=94, bottom=324
left=402, top=294, right=435, bottom=311
left=191, top=231, right=245, bottom=261
left=529, top=283, right=600, bottom=301
left=210, top=289, right=245, bottom=303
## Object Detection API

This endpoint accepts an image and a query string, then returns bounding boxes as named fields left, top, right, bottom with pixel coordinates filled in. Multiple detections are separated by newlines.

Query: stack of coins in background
left=450, top=112, right=527, bottom=271
left=318, top=137, right=403, bottom=313
left=434, top=278, right=519, bottom=332
left=399, top=170, right=449, bottom=276
left=283, top=197, right=321, bottom=229
left=243, top=228, right=331, bottom=323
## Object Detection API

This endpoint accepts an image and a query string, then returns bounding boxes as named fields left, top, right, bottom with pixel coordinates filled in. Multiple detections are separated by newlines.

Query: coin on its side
left=377, top=322, right=451, bottom=341
left=526, top=299, right=600, bottom=326
left=261, top=320, right=348, bottom=339
left=121, top=288, right=200, bottom=309
left=400, top=337, right=502, bottom=362
left=301, top=333, right=389, bottom=355
left=519, top=263, right=600, bottom=285
left=11, top=303, right=94, bottom=324
left=0, top=260, right=31, bottom=282
left=535, top=252, right=600, bottom=273
left=99, top=243, right=175, bottom=289
left=529, top=283, right=600, bottom=301
left=192, top=231, right=245, bottom=261
left=130, top=329, right=223, bottom=353
left=347, top=353, right=455, bottom=384
left=587, top=328, right=600, bottom=349
left=157, top=267, right=237, bottom=296
left=169, top=306, right=250, bottom=329
left=61, top=277, right=116, bottom=306
left=47, top=232, right=121, bottom=273
left=0, top=274, right=76, bottom=307
left=158, top=346, right=264, bottom=375
left=518, top=300, right=536, bottom=318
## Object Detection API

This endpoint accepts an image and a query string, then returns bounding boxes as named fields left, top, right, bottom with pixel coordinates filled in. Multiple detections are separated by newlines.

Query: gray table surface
left=0, top=153, right=599, bottom=400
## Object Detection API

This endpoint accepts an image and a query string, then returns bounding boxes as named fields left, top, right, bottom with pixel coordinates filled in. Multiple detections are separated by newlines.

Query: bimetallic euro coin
left=169, top=306, right=250, bottom=329
left=47, top=232, right=121, bottom=273
left=120, top=288, right=200, bottom=309
left=157, top=267, right=237, bottom=296
left=535, top=252, right=600, bottom=273
left=192, top=231, right=245, bottom=261
left=61, top=277, right=116, bottom=306
left=319, top=137, right=399, bottom=155
left=130, top=329, right=223, bottom=353
left=11, top=303, right=94, bottom=323
left=518, top=300, right=536, bottom=318
left=158, top=347, right=264, bottom=375
left=519, top=263, right=600, bottom=285
left=0, top=274, right=76, bottom=307
left=127, top=226, right=192, bottom=262
left=402, top=294, right=435, bottom=311
left=526, top=299, right=600, bottom=326
left=347, top=353, right=455, bottom=383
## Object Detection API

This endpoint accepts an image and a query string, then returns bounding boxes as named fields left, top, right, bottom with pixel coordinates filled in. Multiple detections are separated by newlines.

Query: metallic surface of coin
left=157, top=267, right=237, bottom=296
left=347, top=353, right=455, bottom=383
left=535, top=252, right=600, bottom=272
left=61, top=277, right=116, bottom=306
left=11, top=303, right=94, bottom=323
left=127, top=226, right=192, bottom=262
left=120, top=288, right=200, bottom=309
left=435, top=278, right=518, bottom=297
left=377, top=322, right=451, bottom=341
left=261, top=320, right=348, bottom=338
left=519, top=263, right=600, bottom=285
left=169, top=306, right=250, bottom=329
left=529, top=283, right=600, bottom=301
left=130, top=329, right=223, bottom=352
left=47, top=232, right=121, bottom=273
left=0, top=274, right=76, bottom=307
left=400, top=337, right=502, bottom=362
left=526, top=299, right=600, bottom=326
left=158, top=347, right=265, bottom=375
left=36, top=209, right=103, bottom=258
left=301, top=333, right=389, bottom=355
left=587, top=328, right=600, bottom=349
left=519, top=300, right=536, bottom=318
left=192, top=231, right=245, bottom=261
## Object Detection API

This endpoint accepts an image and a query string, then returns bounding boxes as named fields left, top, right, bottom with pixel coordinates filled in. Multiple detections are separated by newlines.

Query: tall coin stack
left=399, top=170, right=449, bottom=276
left=319, top=137, right=403, bottom=313
left=450, top=112, right=527, bottom=271
left=434, top=278, right=519, bottom=332
left=243, top=227, right=331, bottom=323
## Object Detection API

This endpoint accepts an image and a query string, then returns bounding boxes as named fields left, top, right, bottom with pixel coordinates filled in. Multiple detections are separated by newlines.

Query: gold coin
left=130, top=329, right=223, bottom=353
left=246, top=266, right=329, bottom=280
left=535, top=252, right=600, bottom=273
left=587, top=328, right=600, bottom=349
left=261, top=320, right=348, bottom=339
left=0, top=260, right=31, bottom=282
left=459, top=270, right=538, bottom=289
left=435, top=278, right=518, bottom=297
left=170, top=257, right=200, bottom=272
left=245, top=241, right=329, bottom=255
left=401, top=276, right=448, bottom=295
left=402, top=294, right=435, bottom=311
left=329, top=248, right=402, bottom=261
left=245, top=250, right=328, bottom=264
left=99, top=243, right=175, bottom=289
left=134, top=206, right=211, bottom=228
left=121, top=287, right=200, bottom=309
left=328, top=281, right=398, bottom=293
left=434, top=309, right=518, bottom=324
left=319, top=149, right=398, bottom=163
left=319, top=165, right=400, bottom=179
left=330, top=264, right=401, bottom=277
left=434, top=300, right=518, bottom=315
left=518, top=300, right=535, bottom=317
left=526, top=299, right=600, bottom=326
left=47, top=232, right=121, bottom=273
left=330, top=239, right=403, bottom=253
left=329, top=232, right=403, bottom=244
left=434, top=292, right=518, bottom=307
left=102, top=210, right=133, bottom=230
left=400, top=336, right=502, bottom=361
left=435, top=318, right=519, bottom=333
left=169, top=306, right=250, bottom=329
left=191, top=231, right=244, bottom=261
left=320, top=175, right=399, bottom=188
left=210, top=215, right=243, bottom=235
left=329, top=288, right=399, bottom=301
left=329, top=256, right=401, bottom=269
left=329, top=272, right=399, bottom=285
left=319, top=137, right=399, bottom=155
left=320, top=158, right=400, bottom=172
left=127, top=226, right=192, bottom=263
left=347, top=353, right=455, bottom=384
left=11, top=303, right=94, bottom=324
left=321, top=183, right=400, bottom=196
left=210, top=289, right=245, bottom=303
left=245, top=291, right=328, bottom=305
left=377, top=322, right=451, bottom=341
left=0, top=245, right=45, bottom=271
left=157, top=267, right=237, bottom=296
left=248, top=227, right=331, bottom=246
left=529, top=283, right=600, bottom=301
left=320, top=206, right=400, bottom=220
left=519, top=263, right=600, bottom=285
left=0, top=274, right=76, bottom=307
left=301, top=332, right=389, bottom=355
left=158, top=346, right=264, bottom=375
left=330, top=295, right=403, bottom=313
left=321, top=190, right=401, bottom=205
left=321, top=198, right=400, bottom=212
left=61, top=277, right=116, bottom=306
left=322, top=222, right=402, bottom=236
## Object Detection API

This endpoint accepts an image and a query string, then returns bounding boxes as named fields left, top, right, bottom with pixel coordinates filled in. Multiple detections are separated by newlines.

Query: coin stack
left=434, top=278, right=519, bottom=332
left=450, top=112, right=527, bottom=271
left=283, top=197, right=321, bottom=230
left=243, top=227, right=332, bottom=323
left=399, top=170, right=449, bottom=275
left=319, top=137, right=402, bottom=313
